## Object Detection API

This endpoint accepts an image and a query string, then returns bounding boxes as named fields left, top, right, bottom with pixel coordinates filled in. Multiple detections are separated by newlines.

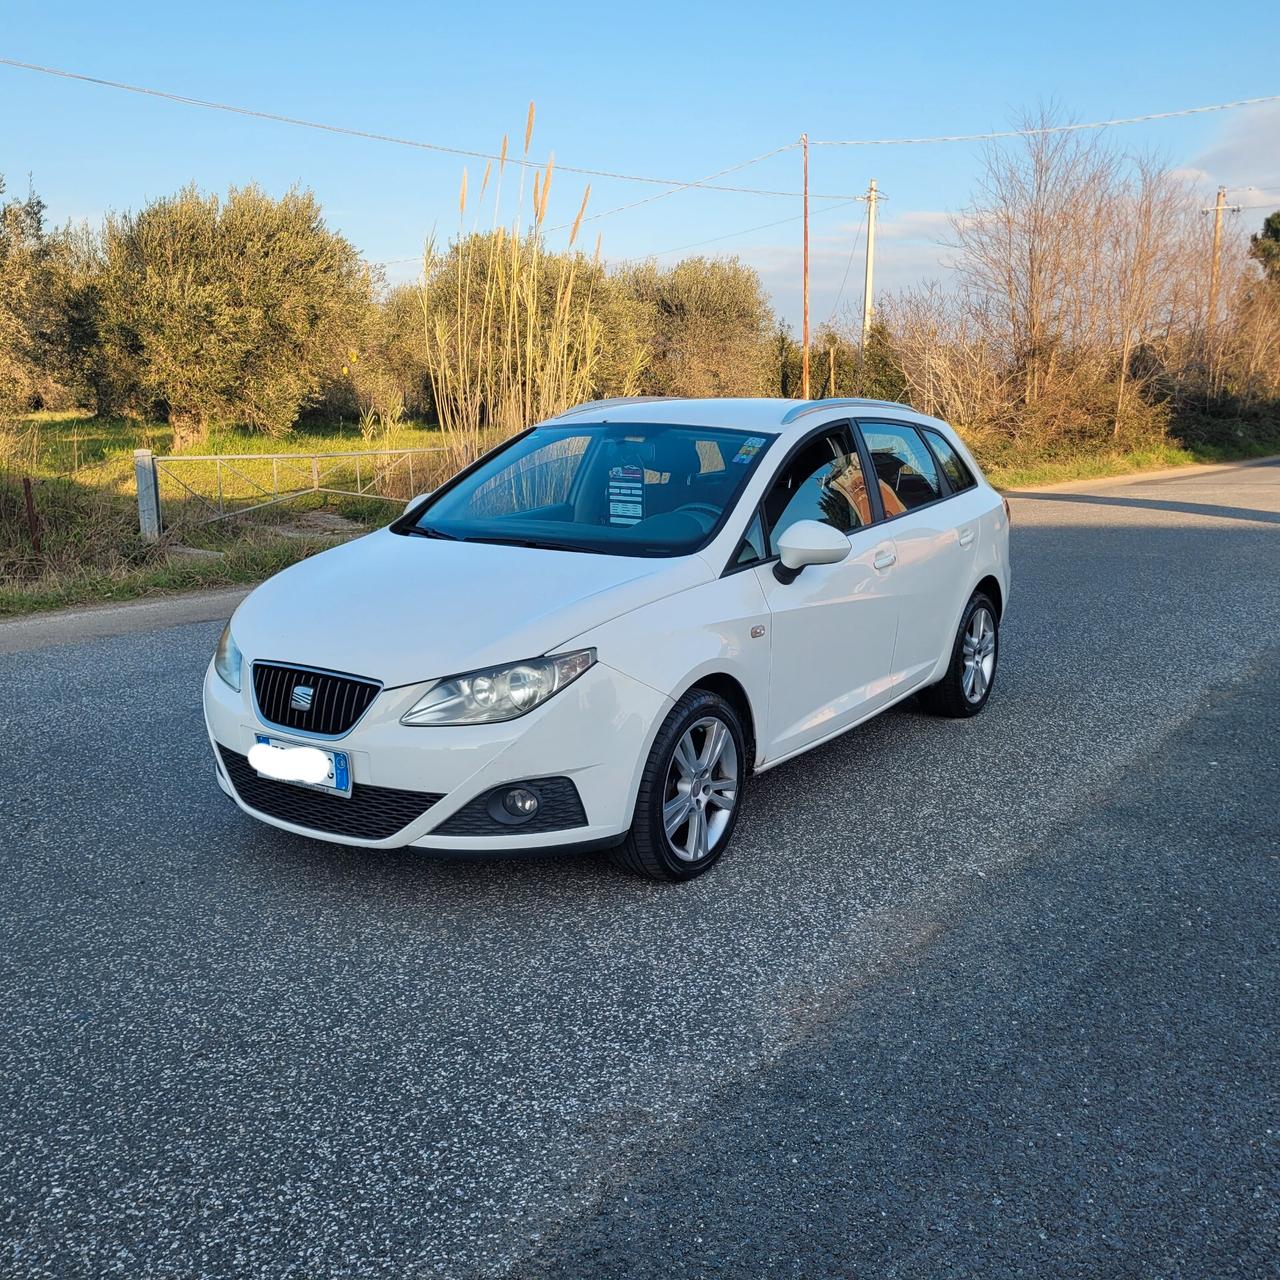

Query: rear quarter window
left=923, top=428, right=978, bottom=493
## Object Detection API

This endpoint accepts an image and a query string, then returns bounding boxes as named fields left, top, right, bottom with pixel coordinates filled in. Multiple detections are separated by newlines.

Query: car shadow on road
left=1006, top=491, right=1280, bottom=525
left=223, top=507, right=1280, bottom=902
left=226, top=698, right=932, bottom=903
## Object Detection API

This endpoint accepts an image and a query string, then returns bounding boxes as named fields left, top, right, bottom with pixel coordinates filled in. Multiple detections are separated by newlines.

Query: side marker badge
left=750, top=625, right=766, bottom=639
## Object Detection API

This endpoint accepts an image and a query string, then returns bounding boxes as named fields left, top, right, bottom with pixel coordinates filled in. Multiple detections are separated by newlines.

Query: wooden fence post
left=22, top=477, right=43, bottom=557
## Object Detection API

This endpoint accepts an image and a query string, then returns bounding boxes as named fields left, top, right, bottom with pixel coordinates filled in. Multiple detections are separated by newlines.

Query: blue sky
left=3, top=0, right=1277, bottom=326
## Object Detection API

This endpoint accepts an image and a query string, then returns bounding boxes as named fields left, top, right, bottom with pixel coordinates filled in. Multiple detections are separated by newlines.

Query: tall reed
left=419, top=105, right=606, bottom=473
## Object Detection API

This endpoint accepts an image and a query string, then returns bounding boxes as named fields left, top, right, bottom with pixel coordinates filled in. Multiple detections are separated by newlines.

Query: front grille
left=219, top=746, right=443, bottom=841
left=252, top=662, right=380, bottom=737
left=431, top=777, right=588, bottom=836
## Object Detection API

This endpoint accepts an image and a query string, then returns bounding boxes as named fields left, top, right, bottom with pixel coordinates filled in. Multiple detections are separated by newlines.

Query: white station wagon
left=206, top=397, right=1010, bottom=880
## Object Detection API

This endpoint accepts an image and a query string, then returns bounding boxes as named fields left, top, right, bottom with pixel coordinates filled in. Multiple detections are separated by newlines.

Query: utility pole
left=861, top=178, right=880, bottom=351
left=801, top=133, right=810, bottom=399
left=1202, top=185, right=1239, bottom=334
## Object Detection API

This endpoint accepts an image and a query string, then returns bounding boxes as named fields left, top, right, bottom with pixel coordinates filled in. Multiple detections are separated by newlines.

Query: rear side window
left=923, top=428, right=977, bottom=493
left=860, top=423, right=943, bottom=515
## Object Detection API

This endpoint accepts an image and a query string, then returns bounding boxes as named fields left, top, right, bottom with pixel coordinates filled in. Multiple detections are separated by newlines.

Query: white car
left=205, top=397, right=1010, bottom=880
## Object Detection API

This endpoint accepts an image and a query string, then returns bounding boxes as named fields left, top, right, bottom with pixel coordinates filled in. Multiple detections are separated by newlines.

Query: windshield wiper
left=406, top=524, right=462, bottom=540
left=468, top=535, right=584, bottom=552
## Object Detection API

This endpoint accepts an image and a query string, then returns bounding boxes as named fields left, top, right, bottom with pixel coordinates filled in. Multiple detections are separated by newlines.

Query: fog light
left=502, top=787, right=541, bottom=819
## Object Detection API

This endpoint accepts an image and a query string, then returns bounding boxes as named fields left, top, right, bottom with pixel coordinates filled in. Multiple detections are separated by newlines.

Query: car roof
left=543, top=396, right=953, bottom=441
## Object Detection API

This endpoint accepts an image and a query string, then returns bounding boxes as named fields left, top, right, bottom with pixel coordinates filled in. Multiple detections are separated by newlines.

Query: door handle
left=958, top=528, right=976, bottom=548
left=873, top=549, right=896, bottom=570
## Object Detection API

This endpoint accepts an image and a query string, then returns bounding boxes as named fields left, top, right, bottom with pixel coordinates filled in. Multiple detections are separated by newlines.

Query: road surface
left=2, top=460, right=1277, bottom=1278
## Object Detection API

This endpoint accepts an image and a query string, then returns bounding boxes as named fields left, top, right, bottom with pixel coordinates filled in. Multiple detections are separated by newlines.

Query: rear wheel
left=919, top=592, right=999, bottom=718
left=611, top=689, right=746, bottom=881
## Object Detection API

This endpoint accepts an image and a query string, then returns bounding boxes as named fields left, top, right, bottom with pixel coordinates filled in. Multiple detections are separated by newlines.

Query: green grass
left=1, top=412, right=454, bottom=618
left=0, top=535, right=340, bottom=617
left=21, top=409, right=446, bottom=474
left=987, top=437, right=1280, bottom=490
left=3, top=410, right=1277, bottom=619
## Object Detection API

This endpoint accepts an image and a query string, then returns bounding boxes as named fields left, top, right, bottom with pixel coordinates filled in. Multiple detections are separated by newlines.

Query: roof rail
left=551, top=396, right=681, bottom=419
left=779, top=397, right=915, bottom=425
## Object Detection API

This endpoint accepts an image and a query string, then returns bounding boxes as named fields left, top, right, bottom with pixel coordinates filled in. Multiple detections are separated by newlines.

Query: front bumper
left=204, top=659, right=671, bottom=851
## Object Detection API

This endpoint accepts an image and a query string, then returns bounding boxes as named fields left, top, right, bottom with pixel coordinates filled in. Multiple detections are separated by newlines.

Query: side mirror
left=773, top=520, right=851, bottom=584
left=404, top=492, right=432, bottom=515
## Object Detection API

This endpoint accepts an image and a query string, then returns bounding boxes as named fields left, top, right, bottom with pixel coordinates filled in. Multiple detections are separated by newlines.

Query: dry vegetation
left=2, top=106, right=1278, bottom=613
left=879, top=115, right=1280, bottom=468
left=421, top=107, right=612, bottom=475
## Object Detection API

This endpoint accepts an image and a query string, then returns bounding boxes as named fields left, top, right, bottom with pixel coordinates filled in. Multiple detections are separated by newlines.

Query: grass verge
left=986, top=439, right=1279, bottom=490
left=3, top=412, right=1276, bottom=619
left=0, top=536, right=340, bottom=618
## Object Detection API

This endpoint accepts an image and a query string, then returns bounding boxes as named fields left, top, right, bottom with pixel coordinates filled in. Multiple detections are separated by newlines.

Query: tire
left=611, top=689, right=747, bottom=882
left=919, top=591, right=999, bottom=719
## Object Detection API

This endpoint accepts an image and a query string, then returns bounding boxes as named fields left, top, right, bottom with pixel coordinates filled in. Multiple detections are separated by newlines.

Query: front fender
left=570, top=570, right=773, bottom=793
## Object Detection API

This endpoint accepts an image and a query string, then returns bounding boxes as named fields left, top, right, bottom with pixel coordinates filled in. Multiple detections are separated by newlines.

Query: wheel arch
left=974, top=573, right=1004, bottom=619
left=682, top=671, right=759, bottom=774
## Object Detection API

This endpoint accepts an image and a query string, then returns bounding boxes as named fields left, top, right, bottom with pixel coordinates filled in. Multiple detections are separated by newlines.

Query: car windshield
left=398, top=422, right=775, bottom=557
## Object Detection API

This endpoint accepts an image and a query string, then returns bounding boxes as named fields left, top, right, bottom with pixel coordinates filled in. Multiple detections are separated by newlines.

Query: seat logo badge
left=290, top=685, right=315, bottom=712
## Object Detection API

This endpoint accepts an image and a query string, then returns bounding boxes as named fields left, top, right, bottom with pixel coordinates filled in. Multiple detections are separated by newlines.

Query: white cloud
left=1192, top=101, right=1280, bottom=183
left=748, top=207, right=957, bottom=329
left=1189, top=102, right=1280, bottom=213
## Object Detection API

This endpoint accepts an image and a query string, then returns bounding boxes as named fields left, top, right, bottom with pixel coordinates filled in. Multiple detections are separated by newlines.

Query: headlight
left=214, top=624, right=243, bottom=692
left=401, top=649, right=595, bottom=726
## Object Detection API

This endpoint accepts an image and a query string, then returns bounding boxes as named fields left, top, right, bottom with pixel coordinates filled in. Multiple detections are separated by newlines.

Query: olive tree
left=96, top=184, right=373, bottom=439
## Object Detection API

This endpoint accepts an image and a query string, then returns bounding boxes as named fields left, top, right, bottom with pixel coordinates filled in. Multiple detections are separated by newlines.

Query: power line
left=812, top=93, right=1280, bottom=147
left=646, top=197, right=864, bottom=258
left=376, top=143, right=807, bottom=258
left=381, top=193, right=870, bottom=268
left=829, top=204, right=869, bottom=323
left=10, top=57, right=1269, bottom=202
left=0, top=56, right=855, bottom=200
left=546, top=143, right=798, bottom=234
left=375, top=191, right=1280, bottom=272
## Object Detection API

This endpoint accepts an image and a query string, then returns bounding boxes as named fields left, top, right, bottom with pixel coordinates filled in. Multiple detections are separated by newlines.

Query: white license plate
left=254, top=734, right=352, bottom=797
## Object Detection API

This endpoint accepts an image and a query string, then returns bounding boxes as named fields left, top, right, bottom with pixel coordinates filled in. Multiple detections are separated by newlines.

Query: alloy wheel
left=961, top=605, right=997, bottom=703
left=662, top=716, right=739, bottom=862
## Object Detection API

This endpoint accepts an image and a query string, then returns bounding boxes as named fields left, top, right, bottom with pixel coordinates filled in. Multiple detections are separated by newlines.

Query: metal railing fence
left=133, top=445, right=451, bottom=540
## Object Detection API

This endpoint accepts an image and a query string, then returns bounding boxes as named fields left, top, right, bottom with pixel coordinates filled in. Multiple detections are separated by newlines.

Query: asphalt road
left=2, top=460, right=1277, bottom=1279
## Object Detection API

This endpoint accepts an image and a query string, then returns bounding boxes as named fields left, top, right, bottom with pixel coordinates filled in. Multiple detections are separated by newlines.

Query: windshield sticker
left=607, top=465, right=644, bottom=525
left=732, top=436, right=766, bottom=464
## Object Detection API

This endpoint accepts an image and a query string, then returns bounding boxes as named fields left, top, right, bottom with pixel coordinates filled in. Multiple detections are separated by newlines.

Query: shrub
left=618, top=256, right=773, bottom=397
left=93, top=184, right=373, bottom=440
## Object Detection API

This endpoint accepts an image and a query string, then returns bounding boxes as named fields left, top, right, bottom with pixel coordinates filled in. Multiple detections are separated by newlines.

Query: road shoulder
left=0, top=586, right=249, bottom=655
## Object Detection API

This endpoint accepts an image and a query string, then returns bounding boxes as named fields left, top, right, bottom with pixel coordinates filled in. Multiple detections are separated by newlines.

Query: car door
left=746, top=423, right=899, bottom=763
left=921, top=424, right=987, bottom=580
left=855, top=419, right=966, bottom=693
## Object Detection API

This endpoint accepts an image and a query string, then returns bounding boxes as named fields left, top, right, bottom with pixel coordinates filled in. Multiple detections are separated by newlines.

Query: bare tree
left=884, top=109, right=1278, bottom=458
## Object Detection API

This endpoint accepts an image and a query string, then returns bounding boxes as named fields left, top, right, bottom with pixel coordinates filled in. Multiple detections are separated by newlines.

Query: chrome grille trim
left=251, top=661, right=382, bottom=739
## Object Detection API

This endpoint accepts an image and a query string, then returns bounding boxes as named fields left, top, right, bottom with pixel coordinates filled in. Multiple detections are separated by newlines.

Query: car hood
left=229, top=529, right=711, bottom=687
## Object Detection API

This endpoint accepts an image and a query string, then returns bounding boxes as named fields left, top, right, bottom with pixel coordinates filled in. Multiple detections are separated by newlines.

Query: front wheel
left=611, top=689, right=747, bottom=881
left=919, top=591, right=999, bottom=718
